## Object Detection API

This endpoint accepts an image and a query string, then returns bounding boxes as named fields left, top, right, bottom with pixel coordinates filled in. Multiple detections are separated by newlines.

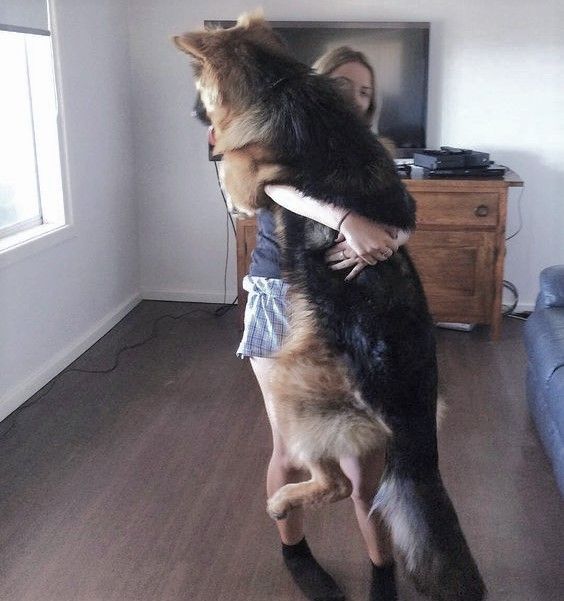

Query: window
left=0, top=19, right=67, bottom=258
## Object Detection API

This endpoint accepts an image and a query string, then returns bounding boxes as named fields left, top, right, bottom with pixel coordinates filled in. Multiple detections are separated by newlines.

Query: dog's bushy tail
left=372, top=468, right=486, bottom=600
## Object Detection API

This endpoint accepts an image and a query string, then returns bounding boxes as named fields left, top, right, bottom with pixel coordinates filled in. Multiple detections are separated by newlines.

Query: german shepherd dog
left=173, top=12, right=486, bottom=601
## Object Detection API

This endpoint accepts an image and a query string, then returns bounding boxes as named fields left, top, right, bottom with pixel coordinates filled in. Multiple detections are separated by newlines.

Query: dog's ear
left=236, top=8, right=267, bottom=30
left=172, top=32, right=207, bottom=61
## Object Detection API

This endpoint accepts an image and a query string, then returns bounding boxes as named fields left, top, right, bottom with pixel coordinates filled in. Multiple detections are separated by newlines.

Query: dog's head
left=173, top=10, right=289, bottom=143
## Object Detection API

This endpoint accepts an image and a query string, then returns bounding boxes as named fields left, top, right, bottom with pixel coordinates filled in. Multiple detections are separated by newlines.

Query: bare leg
left=251, top=357, right=305, bottom=545
left=252, top=357, right=345, bottom=600
left=340, top=451, right=394, bottom=566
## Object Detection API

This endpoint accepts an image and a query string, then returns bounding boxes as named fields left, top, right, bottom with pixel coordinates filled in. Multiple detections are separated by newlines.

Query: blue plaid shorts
left=236, top=275, right=290, bottom=358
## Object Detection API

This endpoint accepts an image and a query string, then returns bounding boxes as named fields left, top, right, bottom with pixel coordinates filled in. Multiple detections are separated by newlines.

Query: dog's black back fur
left=250, top=44, right=416, bottom=228
left=247, top=43, right=437, bottom=443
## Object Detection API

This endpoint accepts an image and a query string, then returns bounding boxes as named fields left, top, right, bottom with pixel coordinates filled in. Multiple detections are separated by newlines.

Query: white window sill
left=0, top=222, right=75, bottom=269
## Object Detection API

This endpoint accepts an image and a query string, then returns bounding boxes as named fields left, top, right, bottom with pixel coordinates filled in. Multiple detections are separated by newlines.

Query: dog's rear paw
left=267, top=494, right=292, bottom=521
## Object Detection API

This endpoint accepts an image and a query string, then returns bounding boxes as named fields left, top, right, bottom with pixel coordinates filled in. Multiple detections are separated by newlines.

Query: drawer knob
left=474, top=204, right=489, bottom=217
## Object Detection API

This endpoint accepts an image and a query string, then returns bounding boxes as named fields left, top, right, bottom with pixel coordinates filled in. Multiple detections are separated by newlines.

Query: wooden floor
left=0, top=302, right=562, bottom=601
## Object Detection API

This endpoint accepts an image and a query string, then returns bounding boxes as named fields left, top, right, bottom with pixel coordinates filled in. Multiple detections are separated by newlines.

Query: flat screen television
left=205, top=20, right=430, bottom=157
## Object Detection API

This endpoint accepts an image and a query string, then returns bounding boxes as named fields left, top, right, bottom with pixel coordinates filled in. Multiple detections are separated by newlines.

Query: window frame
left=0, top=10, right=75, bottom=269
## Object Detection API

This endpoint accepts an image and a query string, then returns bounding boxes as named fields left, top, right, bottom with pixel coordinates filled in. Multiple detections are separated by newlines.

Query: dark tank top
left=249, top=209, right=281, bottom=278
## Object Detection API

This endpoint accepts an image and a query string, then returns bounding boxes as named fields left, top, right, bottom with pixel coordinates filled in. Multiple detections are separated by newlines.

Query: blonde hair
left=313, top=46, right=377, bottom=126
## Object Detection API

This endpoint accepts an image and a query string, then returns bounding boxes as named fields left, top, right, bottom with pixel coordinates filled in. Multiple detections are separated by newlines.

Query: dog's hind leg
left=267, top=460, right=352, bottom=520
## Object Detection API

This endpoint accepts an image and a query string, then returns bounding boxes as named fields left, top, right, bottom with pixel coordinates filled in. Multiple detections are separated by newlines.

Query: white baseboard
left=0, top=293, right=142, bottom=424
left=141, top=288, right=238, bottom=304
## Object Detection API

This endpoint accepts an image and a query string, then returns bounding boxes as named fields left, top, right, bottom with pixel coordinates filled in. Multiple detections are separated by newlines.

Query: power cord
left=505, top=185, right=524, bottom=241
left=213, top=159, right=239, bottom=308
left=214, top=161, right=237, bottom=236
left=502, top=280, right=519, bottom=315
left=213, top=159, right=238, bottom=308
left=502, top=184, right=527, bottom=320
left=502, top=279, right=530, bottom=321
left=505, top=313, right=529, bottom=322
left=503, top=281, right=531, bottom=321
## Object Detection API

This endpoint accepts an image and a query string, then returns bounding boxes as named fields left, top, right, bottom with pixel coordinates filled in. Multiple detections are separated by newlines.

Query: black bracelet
left=337, top=210, right=352, bottom=232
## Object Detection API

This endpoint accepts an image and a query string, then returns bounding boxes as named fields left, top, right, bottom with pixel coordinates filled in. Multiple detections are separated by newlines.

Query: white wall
left=128, top=0, right=240, bottom=303
left=130, top=0, right=564, bottom=308
left=2, top=0, right=562, bottom=420
left=0, top=0, right=139, bottom=421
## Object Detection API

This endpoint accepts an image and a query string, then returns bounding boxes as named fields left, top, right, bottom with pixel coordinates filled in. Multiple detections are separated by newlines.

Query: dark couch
left=524, top=265, right=564, bottom=495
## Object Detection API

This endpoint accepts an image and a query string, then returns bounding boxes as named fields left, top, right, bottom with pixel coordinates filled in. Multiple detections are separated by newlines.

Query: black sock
left=282, top=537, right=345, bottom=601
left=369, top=562, right=398, bottom=601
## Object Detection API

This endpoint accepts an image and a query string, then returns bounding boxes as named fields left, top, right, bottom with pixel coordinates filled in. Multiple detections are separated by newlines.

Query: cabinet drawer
left=413, top=192, right=499, bottom=228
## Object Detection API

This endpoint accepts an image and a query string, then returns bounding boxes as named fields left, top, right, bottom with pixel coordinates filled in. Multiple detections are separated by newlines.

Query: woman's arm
left=264, top=184, right=412, bottom=266
left=264, top=184, right=349, bottom=230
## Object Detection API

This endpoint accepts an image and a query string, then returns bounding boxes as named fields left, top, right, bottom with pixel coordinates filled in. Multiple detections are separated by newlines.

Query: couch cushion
left=546, top=366, right=564, bottom=441
left=527, top=365, right=564, bottom=494
left=537, top=265, right=564, bottom=308
left=524, top=308, right=564, bottom=385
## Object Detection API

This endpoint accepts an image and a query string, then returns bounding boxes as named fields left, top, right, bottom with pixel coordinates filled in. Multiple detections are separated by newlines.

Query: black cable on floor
left=502, top=280, right=519, bottom=316
left=505, top=313, right=529, bottom=321
left=1, top=163, right=241, bottom=441
left=0, top=302, right=237, bottom=441
left=502, top=280, right=519, bottom=315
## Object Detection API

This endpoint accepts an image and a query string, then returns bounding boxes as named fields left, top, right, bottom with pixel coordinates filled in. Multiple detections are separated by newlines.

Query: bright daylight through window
left=0, top=26, right=65, bottom=244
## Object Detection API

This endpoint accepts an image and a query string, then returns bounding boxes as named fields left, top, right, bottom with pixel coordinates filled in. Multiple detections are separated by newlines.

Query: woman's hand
left=339, top=212, right=400, bottom=265
left=263, top=185, right=412, bottom=279
left=325, top=234, right=368, bottom=281
left=325, top=214, right=412, bottom=281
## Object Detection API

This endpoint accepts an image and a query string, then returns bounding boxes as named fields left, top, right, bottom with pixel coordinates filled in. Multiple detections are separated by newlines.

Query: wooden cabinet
left=236, top=170, right=523, bottom=339
left=408, top=230, right=496, bottom=324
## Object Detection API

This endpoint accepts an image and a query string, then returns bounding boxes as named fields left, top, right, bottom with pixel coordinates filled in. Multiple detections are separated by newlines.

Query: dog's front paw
left=267, top=492, right=292, bottom=521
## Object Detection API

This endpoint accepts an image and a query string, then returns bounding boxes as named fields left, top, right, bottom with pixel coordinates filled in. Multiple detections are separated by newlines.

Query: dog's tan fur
left=174, top=12, right=288, bottom=216
left=174, top=12, right=392, bottom=519
left=266, top=289, right=391, bottom=518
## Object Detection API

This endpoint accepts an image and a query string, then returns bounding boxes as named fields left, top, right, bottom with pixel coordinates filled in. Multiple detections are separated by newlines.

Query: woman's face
left=329, top=61, right=373, bottom=118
